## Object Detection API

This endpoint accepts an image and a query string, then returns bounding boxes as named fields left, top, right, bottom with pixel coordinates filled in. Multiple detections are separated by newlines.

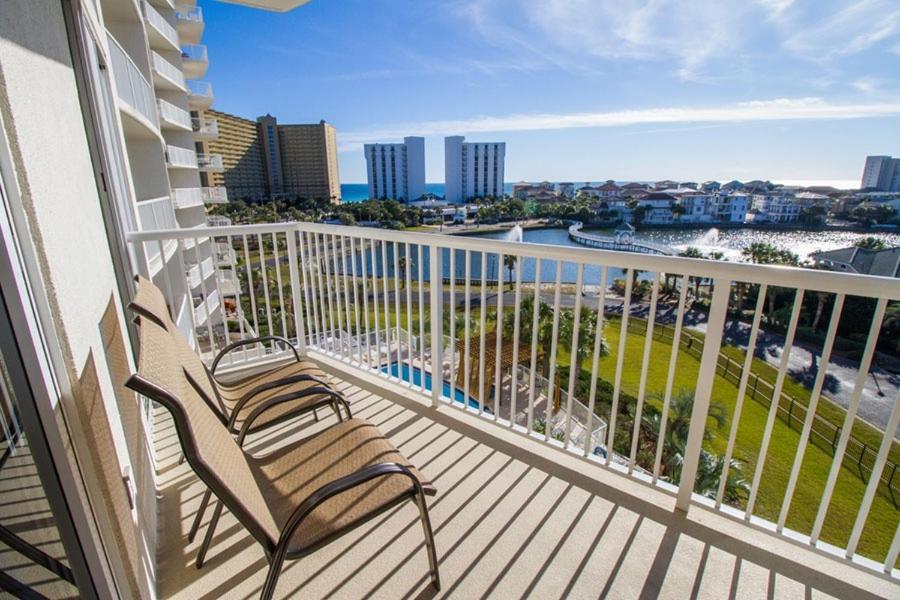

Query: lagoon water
left=353, top=225, right=900, bottom=287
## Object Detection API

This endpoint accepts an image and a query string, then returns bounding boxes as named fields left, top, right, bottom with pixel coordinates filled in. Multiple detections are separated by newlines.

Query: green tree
left=855, top=236, right=889, bottom=250
left=503, top=254, right=517, bottom=289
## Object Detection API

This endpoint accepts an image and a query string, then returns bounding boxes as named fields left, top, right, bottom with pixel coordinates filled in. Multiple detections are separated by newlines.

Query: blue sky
left=203, top=0, right=900, bottom=185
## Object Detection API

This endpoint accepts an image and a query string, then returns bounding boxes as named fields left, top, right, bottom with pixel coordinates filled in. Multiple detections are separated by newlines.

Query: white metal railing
left=135, top=197, right=177, bottom=275
left=569, top=222, right=675, bottom=255
left=191, top=117, right=219, bottom=137
left=106, top=33, right=158, bottom=127
left=171, top=188, right=203, bottom=209
left=196, top=153, right=223, bottom=170
left=142, top=0, right=179, bottom=49
left=125, top=221, right=900, bottom=577
left=201, top=187, right=228, bottom=204
left=156, top=98, right=191, bottom=129
left=151, top=51, right=186, bottom=89
left=165, top=145, right=197, bottom=168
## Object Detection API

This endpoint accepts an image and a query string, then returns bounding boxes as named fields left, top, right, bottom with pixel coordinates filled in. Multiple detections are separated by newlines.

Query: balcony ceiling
left=218, top=0, right=313, bottom=12
left=153, top=359, right=898, bottom=600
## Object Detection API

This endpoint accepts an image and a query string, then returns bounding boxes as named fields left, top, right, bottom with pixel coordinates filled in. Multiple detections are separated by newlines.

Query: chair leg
left=178, top=453, right=186, bottom=465
left=188, top=489, right=212, bottom=543
left=413, top=492, right=441, bottom=591
left=196, top=500, right=223, bottom=569
left=331, top=400, right=343, bottom=422
left=313, top=408, right=319, bottom=422
left=259, top=547, right=288, bottom=600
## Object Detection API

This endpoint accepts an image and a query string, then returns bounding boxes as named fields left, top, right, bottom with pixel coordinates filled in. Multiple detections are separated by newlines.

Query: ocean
left=339, top=179, right=860, bottom=202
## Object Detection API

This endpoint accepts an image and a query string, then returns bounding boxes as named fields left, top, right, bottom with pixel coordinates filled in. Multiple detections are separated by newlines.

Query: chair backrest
left=126, top=316, right=279, bottom=551
left=129, top=276, right=227, bottom=417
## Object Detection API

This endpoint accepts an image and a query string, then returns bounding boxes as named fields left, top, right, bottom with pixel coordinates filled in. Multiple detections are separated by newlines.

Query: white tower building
left=364, top=137, right=425, bottom=202
left=444, top=136, right=505, bottom=204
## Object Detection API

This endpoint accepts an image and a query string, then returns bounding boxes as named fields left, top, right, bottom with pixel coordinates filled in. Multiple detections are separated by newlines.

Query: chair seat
left=251, top=418, right=435, bottom=554
left=217, top=359, right=327, bottom=396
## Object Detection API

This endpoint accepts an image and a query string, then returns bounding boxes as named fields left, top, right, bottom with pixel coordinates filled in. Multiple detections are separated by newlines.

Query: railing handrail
left=124, top=222, right=900, bottom=299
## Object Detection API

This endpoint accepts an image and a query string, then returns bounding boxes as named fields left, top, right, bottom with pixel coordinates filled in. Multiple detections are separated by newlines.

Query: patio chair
left=128, top=276, right=349, bottom=435
left=129, top=276, right=352, bottom=544
left=126, top=316, right=440, bottom=599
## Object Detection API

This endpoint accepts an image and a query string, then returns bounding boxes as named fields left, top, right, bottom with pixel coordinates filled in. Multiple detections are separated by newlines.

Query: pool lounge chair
left=126, top=316, right=440, bottom=599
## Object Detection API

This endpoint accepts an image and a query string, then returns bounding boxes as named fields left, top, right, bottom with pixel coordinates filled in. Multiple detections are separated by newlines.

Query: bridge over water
left=568, top=223, right=676, bottom=255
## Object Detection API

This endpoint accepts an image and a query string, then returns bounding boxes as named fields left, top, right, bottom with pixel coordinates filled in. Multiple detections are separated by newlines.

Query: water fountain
left=695, top=227, right=720, bottom=246
left=504, top=224, right=524, bottom=243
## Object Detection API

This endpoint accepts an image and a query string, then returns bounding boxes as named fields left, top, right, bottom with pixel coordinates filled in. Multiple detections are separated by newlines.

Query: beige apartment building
left=202, top=109, right=267, bottom=201
left=259, top=116, right=341, bottom=203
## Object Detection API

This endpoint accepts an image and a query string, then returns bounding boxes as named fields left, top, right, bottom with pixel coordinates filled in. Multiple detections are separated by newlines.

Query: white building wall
left=444, top=136, right=463, bottom=204
left=404, top=136, right=425, bottom=202
left=444, top=136, right=505, bottom=204
left=365, top=136, right=425, bottom=202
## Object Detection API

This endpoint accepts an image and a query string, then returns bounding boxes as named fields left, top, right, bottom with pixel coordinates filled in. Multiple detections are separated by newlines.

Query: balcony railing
left=180, top=44, right=208, bottom=79
left=125, top=221, right=900, bottom=578
left=171, top=187, right=203, bottom=209
left=196, top=153, right=223, bottom=171
left=106, top=33, right=158, bottom=128
left=191, top=116, right=219, bottom=138
left=201, top=186, right=228, bottom=204
left=165, top=145, right=197, bottom=169
left=186, top=80, right=213, bottom=108
left=142, top=0, right=180, bottom=50
left=151, top=51, right=186, bottom=90
left=156, top=98, right=191, bottom=130
left=175, top=6, right=204, bottom=44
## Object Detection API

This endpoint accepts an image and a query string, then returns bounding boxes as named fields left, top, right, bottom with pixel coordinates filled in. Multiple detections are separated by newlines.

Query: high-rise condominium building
left=444, top=136, right=506, bottom=204
left=204, top=109, right=267, bottom=202
left=364, top=137, right=426, bottom=202
left=861, top=155, right=900, bottom=192
left=258, top=115, right=342, bottom=203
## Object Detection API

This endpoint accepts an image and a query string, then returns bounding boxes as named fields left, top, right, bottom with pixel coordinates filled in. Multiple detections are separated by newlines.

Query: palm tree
left=503, top=255, right=517, bottom=290
left=855, top=236, right=888, bottom=250
left=679, top=246, right=704, bottom=297
left=397, top=255, right=408, bottom=289
left=741, top=243, right=799, bottom=320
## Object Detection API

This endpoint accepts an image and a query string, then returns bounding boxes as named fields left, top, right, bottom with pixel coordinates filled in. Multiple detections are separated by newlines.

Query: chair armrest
left=210, top=336, right=301, bottom=375
left=235, top=387, right=350, bottom=443
left=276, top=462, right=423, bottom=549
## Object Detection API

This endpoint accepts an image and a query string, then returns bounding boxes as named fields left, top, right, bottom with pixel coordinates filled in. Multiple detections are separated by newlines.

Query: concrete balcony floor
left=153, top=357, right=899, bottom=599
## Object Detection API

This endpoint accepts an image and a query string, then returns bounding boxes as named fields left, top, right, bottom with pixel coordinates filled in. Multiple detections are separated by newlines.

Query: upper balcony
left=186, top=80, right=214, bottom=109
left=143, top=0, right=180, bottom=52
left=106, top=33, right=158, bottom=132
left=191, top=116, right=219, bottom=140
left=201, top=186, right=228, bottom=204
left=196, top=153, right=224, bottom=172
left=175, top=6, right=204, bottom=44
left=151, top=51, right=187, bottom=91
left=165, top=144, right=198, bottom=169
left=156, top=98, right=192, bottom=131
left=125, top=222, right=900, bottom=598
left=180, top=44, right=208, bottom=79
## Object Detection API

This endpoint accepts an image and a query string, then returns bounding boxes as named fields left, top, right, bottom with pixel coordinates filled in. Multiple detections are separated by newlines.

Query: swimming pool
left=382, top=362, right=484, bottom=411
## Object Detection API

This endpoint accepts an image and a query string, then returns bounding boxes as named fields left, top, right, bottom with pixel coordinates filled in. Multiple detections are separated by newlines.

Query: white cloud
left=338, top=97, right=900, bottom=151
left=783, top=0, right=900, bottom=59
left=851, top=77, right=879, bottom=93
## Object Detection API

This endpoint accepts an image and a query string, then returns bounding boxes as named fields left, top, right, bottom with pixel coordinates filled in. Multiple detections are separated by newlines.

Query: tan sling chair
left=126, top=315, right=439, bottom=599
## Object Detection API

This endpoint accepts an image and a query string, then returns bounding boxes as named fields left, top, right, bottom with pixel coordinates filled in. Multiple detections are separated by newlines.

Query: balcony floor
left=153, top=357, right=898, bottom=600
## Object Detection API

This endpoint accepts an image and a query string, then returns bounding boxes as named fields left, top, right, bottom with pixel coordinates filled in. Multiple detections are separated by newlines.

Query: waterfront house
left=751, top=193, right=802, bottom=223
left=811, top=245, right=900, bottom=278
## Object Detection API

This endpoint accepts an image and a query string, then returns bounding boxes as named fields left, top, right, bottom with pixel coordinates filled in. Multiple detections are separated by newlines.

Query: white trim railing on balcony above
left=165, top=145, right=197, bottom=169
left=151, top=51, right=186, bottom=90
left=156, top=98, right=191, bottom=130
left=201, top=186, right=228, bottom=204
left=191, top=116, right=219, bottom=139
left=175, top=6, right=204, bottom=43
left=196, top=153, right=223, bottom=171
left=106, top=33, right=158, bottom=129
left=126, top=221, right=900, bottom=578
left=142, top=0, right=180, bottom=51
left=180, top=44, right=208, bottom=79
left=186, top=80, right=213, bottom=108
left=171, top=187, right=203, bottom=209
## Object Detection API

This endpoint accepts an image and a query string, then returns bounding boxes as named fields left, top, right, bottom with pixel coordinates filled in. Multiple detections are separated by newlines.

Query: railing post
left=676, top=278, right=729, bottom=512
left=429, top=244, right=442, bottom=407
left=286, top=228, right=306, bottom=355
